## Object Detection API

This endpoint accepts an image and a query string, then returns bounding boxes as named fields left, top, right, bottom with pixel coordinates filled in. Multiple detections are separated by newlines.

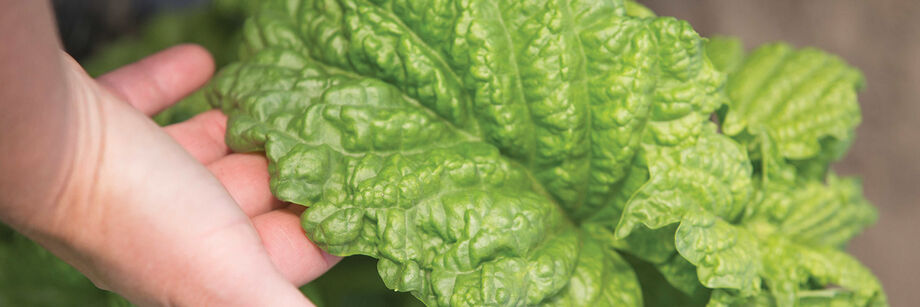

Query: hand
left=1, top=44, right=338, bottom=305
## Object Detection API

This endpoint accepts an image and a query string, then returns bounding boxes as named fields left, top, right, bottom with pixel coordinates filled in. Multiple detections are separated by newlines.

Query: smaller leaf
left=676, top=211, right=762, bottom=296
left=616, top=127, right=753, bottom=237
left=721, top=43, right=864, bottom=162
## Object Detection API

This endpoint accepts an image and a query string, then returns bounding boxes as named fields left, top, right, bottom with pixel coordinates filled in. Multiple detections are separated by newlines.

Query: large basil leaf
left=208, top=1, right=884, bottom=306
left=211, top=48, right=644, bottom=305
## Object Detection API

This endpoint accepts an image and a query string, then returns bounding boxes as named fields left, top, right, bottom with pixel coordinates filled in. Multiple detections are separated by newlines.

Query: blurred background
left=22, top=0, right=920, bottom=305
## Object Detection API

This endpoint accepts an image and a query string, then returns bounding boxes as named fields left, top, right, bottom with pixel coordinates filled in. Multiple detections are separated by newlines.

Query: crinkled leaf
left=542, top=228, right=643, bottom=306
left=211, top=47, right=643, bottom=305
left=614, top=128, right=761, bottom=295
left=210, top=0, right=885, bottom=305
left=211, top=0, right=734, bottom=305
left=699, top=40, right=885, bottom=306
left=238, top=0, right=725, bottom=220
left=720, top=43, right=864, bottom=164
left=743, top=131, right=877, bottom=248
left=617, top=127, right=754, bottom=236
left=745, top=174, right=877, bottom=248
left=675, top=211, right=761, bottom=295
left=708, top=237, right=886, bottom=307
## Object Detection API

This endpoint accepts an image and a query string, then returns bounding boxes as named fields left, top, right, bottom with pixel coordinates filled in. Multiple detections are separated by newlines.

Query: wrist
left=0, top=55, right=89, bottom=236
left=7, top=60, right=113, bottom=278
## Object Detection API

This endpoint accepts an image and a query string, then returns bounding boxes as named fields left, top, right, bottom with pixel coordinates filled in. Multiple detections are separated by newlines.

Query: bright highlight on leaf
left=208, top=1, right=886, bottom=306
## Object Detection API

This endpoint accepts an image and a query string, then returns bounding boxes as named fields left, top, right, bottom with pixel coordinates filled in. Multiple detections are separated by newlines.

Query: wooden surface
left=640, top=1, right=920, bottom=305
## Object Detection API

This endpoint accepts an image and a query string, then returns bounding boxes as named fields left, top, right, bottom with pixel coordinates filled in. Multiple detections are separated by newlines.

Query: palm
left=36, top=45, right=338, bottom=305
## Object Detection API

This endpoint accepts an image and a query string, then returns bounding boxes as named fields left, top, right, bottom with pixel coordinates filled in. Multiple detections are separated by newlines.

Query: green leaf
left=708, top=237, right=886, bottom=307
left=745, top=174, right=877, bottom=248
left=704, top=40, right=885, bottom=307
left=542, top=229, right=643, bottom=306
left=720, top=43, right=864, bottom=163
left=617, top=128, right=754, bottom=236
left=211, top=0, right=731, bottom=304
left=234, top=0, right=726, bottom=221
left=613, top=128, right=764, bottom=296
left=209, top=0, right=884, bottom=305
left=675, top=211, right=761, bottom=296
left=212, top=47, right=644, bottom=305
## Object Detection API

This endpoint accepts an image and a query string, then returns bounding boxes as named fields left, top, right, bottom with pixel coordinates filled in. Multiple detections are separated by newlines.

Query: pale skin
left=0, top=1, right=338, bottom=306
